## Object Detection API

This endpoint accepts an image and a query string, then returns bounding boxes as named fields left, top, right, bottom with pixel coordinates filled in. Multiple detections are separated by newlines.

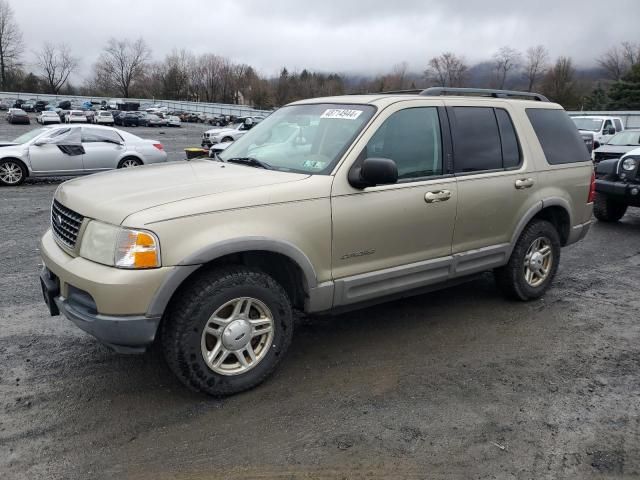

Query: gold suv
left=40, top=88, right=595, bottom=396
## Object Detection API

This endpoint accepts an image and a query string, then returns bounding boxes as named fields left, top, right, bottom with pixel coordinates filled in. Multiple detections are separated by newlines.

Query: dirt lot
left=1, top=115, right=639, bottom=479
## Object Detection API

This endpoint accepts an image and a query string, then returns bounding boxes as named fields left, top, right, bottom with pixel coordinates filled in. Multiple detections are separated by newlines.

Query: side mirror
left=33, top=139, right=49, bottom=147
left=348, top=157, right=398, bottom=189
left=606, top=127, right=616, bottom=135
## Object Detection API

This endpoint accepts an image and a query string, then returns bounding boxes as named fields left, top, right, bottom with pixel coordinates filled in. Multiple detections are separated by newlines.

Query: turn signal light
left=115, top=230, right=161, bottom=269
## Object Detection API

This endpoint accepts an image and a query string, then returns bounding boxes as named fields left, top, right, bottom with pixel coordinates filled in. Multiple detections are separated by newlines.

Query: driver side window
left=603, top=120, right=613, bottom=132
left=364, top=107, right=442, bottom=180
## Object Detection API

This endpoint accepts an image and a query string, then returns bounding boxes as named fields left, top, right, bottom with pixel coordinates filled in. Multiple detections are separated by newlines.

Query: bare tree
left=542, top=56, right=577, bottom=107
left=0, top=0, right=23, bottom=90
left=425, top=52, right=467, bottom=87
left=598, top=45, right=626, bottom=81
left=35, top=43, right=78, bottom=94
left=94, top=38, right=151, bottom=98
left=493, top=46, right=522, bottom=89
left=621, top=41, right=640, bottom=69
left=523, top=45, right=549, bottom=92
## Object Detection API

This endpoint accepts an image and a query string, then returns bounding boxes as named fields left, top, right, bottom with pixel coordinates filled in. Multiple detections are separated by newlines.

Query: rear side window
left=495, top=109, right=521, bottom=169
left=81, top=127, right=123, bottom=143
left=526, top=109, right=591, bottom=164
left=450, top=107, right=502, bottom=172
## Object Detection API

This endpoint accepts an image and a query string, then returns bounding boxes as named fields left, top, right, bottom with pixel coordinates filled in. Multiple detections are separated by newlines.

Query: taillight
left=153, top=143, right=164, bottom=151
left=588, top=171, right=596, bottom=203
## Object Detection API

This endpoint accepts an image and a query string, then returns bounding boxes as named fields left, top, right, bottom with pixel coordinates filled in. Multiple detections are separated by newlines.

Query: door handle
left=425, top=190, right=451, bottom=203
left=515, top=178, right=534, bottom=189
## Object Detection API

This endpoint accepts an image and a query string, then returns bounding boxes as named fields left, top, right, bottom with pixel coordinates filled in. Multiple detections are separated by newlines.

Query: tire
left=117, top=157, right=142, bottom=168
left=222, top=136, right=233, bottom=143
left=494, top=219, right=561, bottom=301
left=161, top=266, right=294, bottom=396
left=593, top=192, right=627, bottom=222
left=0, top=159, right=27, bottom=186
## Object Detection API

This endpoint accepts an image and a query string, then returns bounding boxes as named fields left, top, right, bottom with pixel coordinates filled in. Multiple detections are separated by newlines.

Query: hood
left=622, top=146, right=640, bottom=158
left=55, top=159, right=309, bottom=225
left=0, top=142, right=19, bottom=148
left=594, top=144, right=639, bottom=154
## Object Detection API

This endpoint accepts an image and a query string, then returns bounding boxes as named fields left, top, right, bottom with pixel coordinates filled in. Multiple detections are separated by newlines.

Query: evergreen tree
left=608, top=63, right=640, bottom=110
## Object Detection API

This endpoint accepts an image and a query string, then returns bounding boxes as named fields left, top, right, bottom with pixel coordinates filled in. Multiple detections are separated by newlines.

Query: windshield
left=606, top=131, right=640, bottom=146
left=572, top=117, right=603, bottom=132
left=218, top=104, right=375, bottom=174
left=12, top=128, right=47, bottom=144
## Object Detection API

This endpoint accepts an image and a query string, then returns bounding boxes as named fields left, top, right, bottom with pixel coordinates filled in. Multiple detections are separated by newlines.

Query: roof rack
left=370, top=89, right=424, bottom=95
left=420, top=87, right=549, bottom=102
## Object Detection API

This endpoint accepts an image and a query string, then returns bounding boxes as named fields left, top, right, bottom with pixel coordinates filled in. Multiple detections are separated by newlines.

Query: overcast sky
left=12, top=0, right=640, bottom=80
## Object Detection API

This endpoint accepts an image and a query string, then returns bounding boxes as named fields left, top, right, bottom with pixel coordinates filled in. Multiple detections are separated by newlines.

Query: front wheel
left=494, top=219, right=561, bottom=301
left=0, top=159, right=26, bottom=186
left=593, top=192, right=627, bottom=222
left=222, top=136, right=234, bottom=143
left=161, top=267, right=294, bottom=396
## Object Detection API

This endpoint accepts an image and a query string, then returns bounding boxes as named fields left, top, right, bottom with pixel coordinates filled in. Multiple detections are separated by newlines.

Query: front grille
left=51, top=200, right=83, bottom=249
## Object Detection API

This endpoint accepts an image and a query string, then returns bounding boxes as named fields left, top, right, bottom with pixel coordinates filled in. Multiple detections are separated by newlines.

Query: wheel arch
left=509, top=199, right=571, bottom=256
left=0, top=156, right=30, bottom=178
left=117, top=155, right=144, bottom=167
left=147, top=238, right=319, bottom=317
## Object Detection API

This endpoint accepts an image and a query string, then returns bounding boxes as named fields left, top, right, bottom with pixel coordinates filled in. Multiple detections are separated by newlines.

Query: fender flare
left=146, top=237, right=319, bottom=317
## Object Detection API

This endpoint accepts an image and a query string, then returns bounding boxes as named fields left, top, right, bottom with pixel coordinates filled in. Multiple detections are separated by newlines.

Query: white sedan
left=37, top=111, right=61, bottom=125
left=93, top=111, right=114, bottom=125
left=0, top=125, right=167, bottom=186
left=65, top=110, right=87, bottom=123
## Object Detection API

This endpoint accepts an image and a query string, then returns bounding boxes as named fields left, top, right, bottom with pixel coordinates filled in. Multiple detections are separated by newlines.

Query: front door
left=28, top=127, right=84, bottom=174
left=331, top=103, right=458, bottom=306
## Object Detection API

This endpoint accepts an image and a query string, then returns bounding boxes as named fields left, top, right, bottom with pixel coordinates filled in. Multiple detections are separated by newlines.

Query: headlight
left=622, top=158, right=637, bottom=171
left=79, top=221, right=161, bottom=269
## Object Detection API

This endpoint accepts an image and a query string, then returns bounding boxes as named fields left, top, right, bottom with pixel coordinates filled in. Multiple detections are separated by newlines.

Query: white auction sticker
left=320, top=109, right=363, bottom=120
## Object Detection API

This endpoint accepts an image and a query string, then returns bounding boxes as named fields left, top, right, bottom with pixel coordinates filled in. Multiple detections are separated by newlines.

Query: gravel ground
left=1, top=115, right=640, bottom=479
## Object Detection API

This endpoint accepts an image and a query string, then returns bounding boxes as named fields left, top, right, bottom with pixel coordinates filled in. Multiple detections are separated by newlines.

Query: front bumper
left=40, top=230, right=172, bottom=352
left=596, top=178, right=640, bottom=201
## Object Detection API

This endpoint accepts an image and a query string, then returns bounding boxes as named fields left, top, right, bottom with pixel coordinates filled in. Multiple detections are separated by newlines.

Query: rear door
left=80, top=127, right=125, bottom=171
left=446, top=101, right=538, bottom=256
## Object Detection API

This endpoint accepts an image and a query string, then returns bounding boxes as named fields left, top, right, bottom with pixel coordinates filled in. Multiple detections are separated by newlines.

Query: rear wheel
left=118, top=157, right=142, bottom=168
left=593, top=192, right=627, bottom=222
left=161, top=266, right=294, bottom=396
left=0, top=159, right=26, bottom=186
left=494, top=219, right=561, bottom=301
left=222, top=136, right=233, bottom=143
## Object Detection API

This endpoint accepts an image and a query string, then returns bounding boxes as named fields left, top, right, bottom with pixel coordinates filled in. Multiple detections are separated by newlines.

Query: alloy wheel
left=200, top=297, right=275, bottom=376
left=0, top=162, right=23, bottom=185
left=523, top=237, right=553, bottom=287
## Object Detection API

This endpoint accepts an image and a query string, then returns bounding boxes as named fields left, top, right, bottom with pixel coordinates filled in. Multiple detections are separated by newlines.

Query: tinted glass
left=614, top=119, right=623, bottom=131
left=365, top=107, right=442, bottom=179
left=82, top=127, right=122, bottom=143
left=451, top=107, right=502, bottom=172
left=526, top=109, right=591, bottom=164
left=495, top=109, right=521, bottom=168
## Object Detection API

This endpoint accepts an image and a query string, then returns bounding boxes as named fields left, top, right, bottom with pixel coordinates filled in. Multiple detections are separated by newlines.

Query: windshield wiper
left=225, top=157, right=273, bottom=170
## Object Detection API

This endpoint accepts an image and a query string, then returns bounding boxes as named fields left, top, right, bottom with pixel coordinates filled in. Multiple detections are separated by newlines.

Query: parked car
left=12, top=99, right=26, bottom=109
left=34, top=100, right=49, bottom=112
left=93, top=111, right=115, bottom=125
left=166, top=115, right=181, bottom=127
left=112, top=111, right=125, bottom=126
left=38, top=88, right=594, bottom=396
left=7, top=108, right=30, bottom=124
left=594, top=147, right=640, bottom=222
left=65, top=110, right=88, bottom=123
left=121, top=112, right=140, bottom=127
left=201, top=117, right=258, bottom=147
left=147, top=114, right=166, bottom=127
left=37, top=111, right=62, bottom=125
left=571, top=115, right=624, bottom=150
left=593, top=129, right=640, bottom=163
left=0, top=99, right=9, bottom=110
left=208, top=141, right=232, bottom=157
left=22, top=101, right=36, bottom=112
left=57, top=100, right=71, bottom=110
left=0, top=125, right=167, bottom=186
